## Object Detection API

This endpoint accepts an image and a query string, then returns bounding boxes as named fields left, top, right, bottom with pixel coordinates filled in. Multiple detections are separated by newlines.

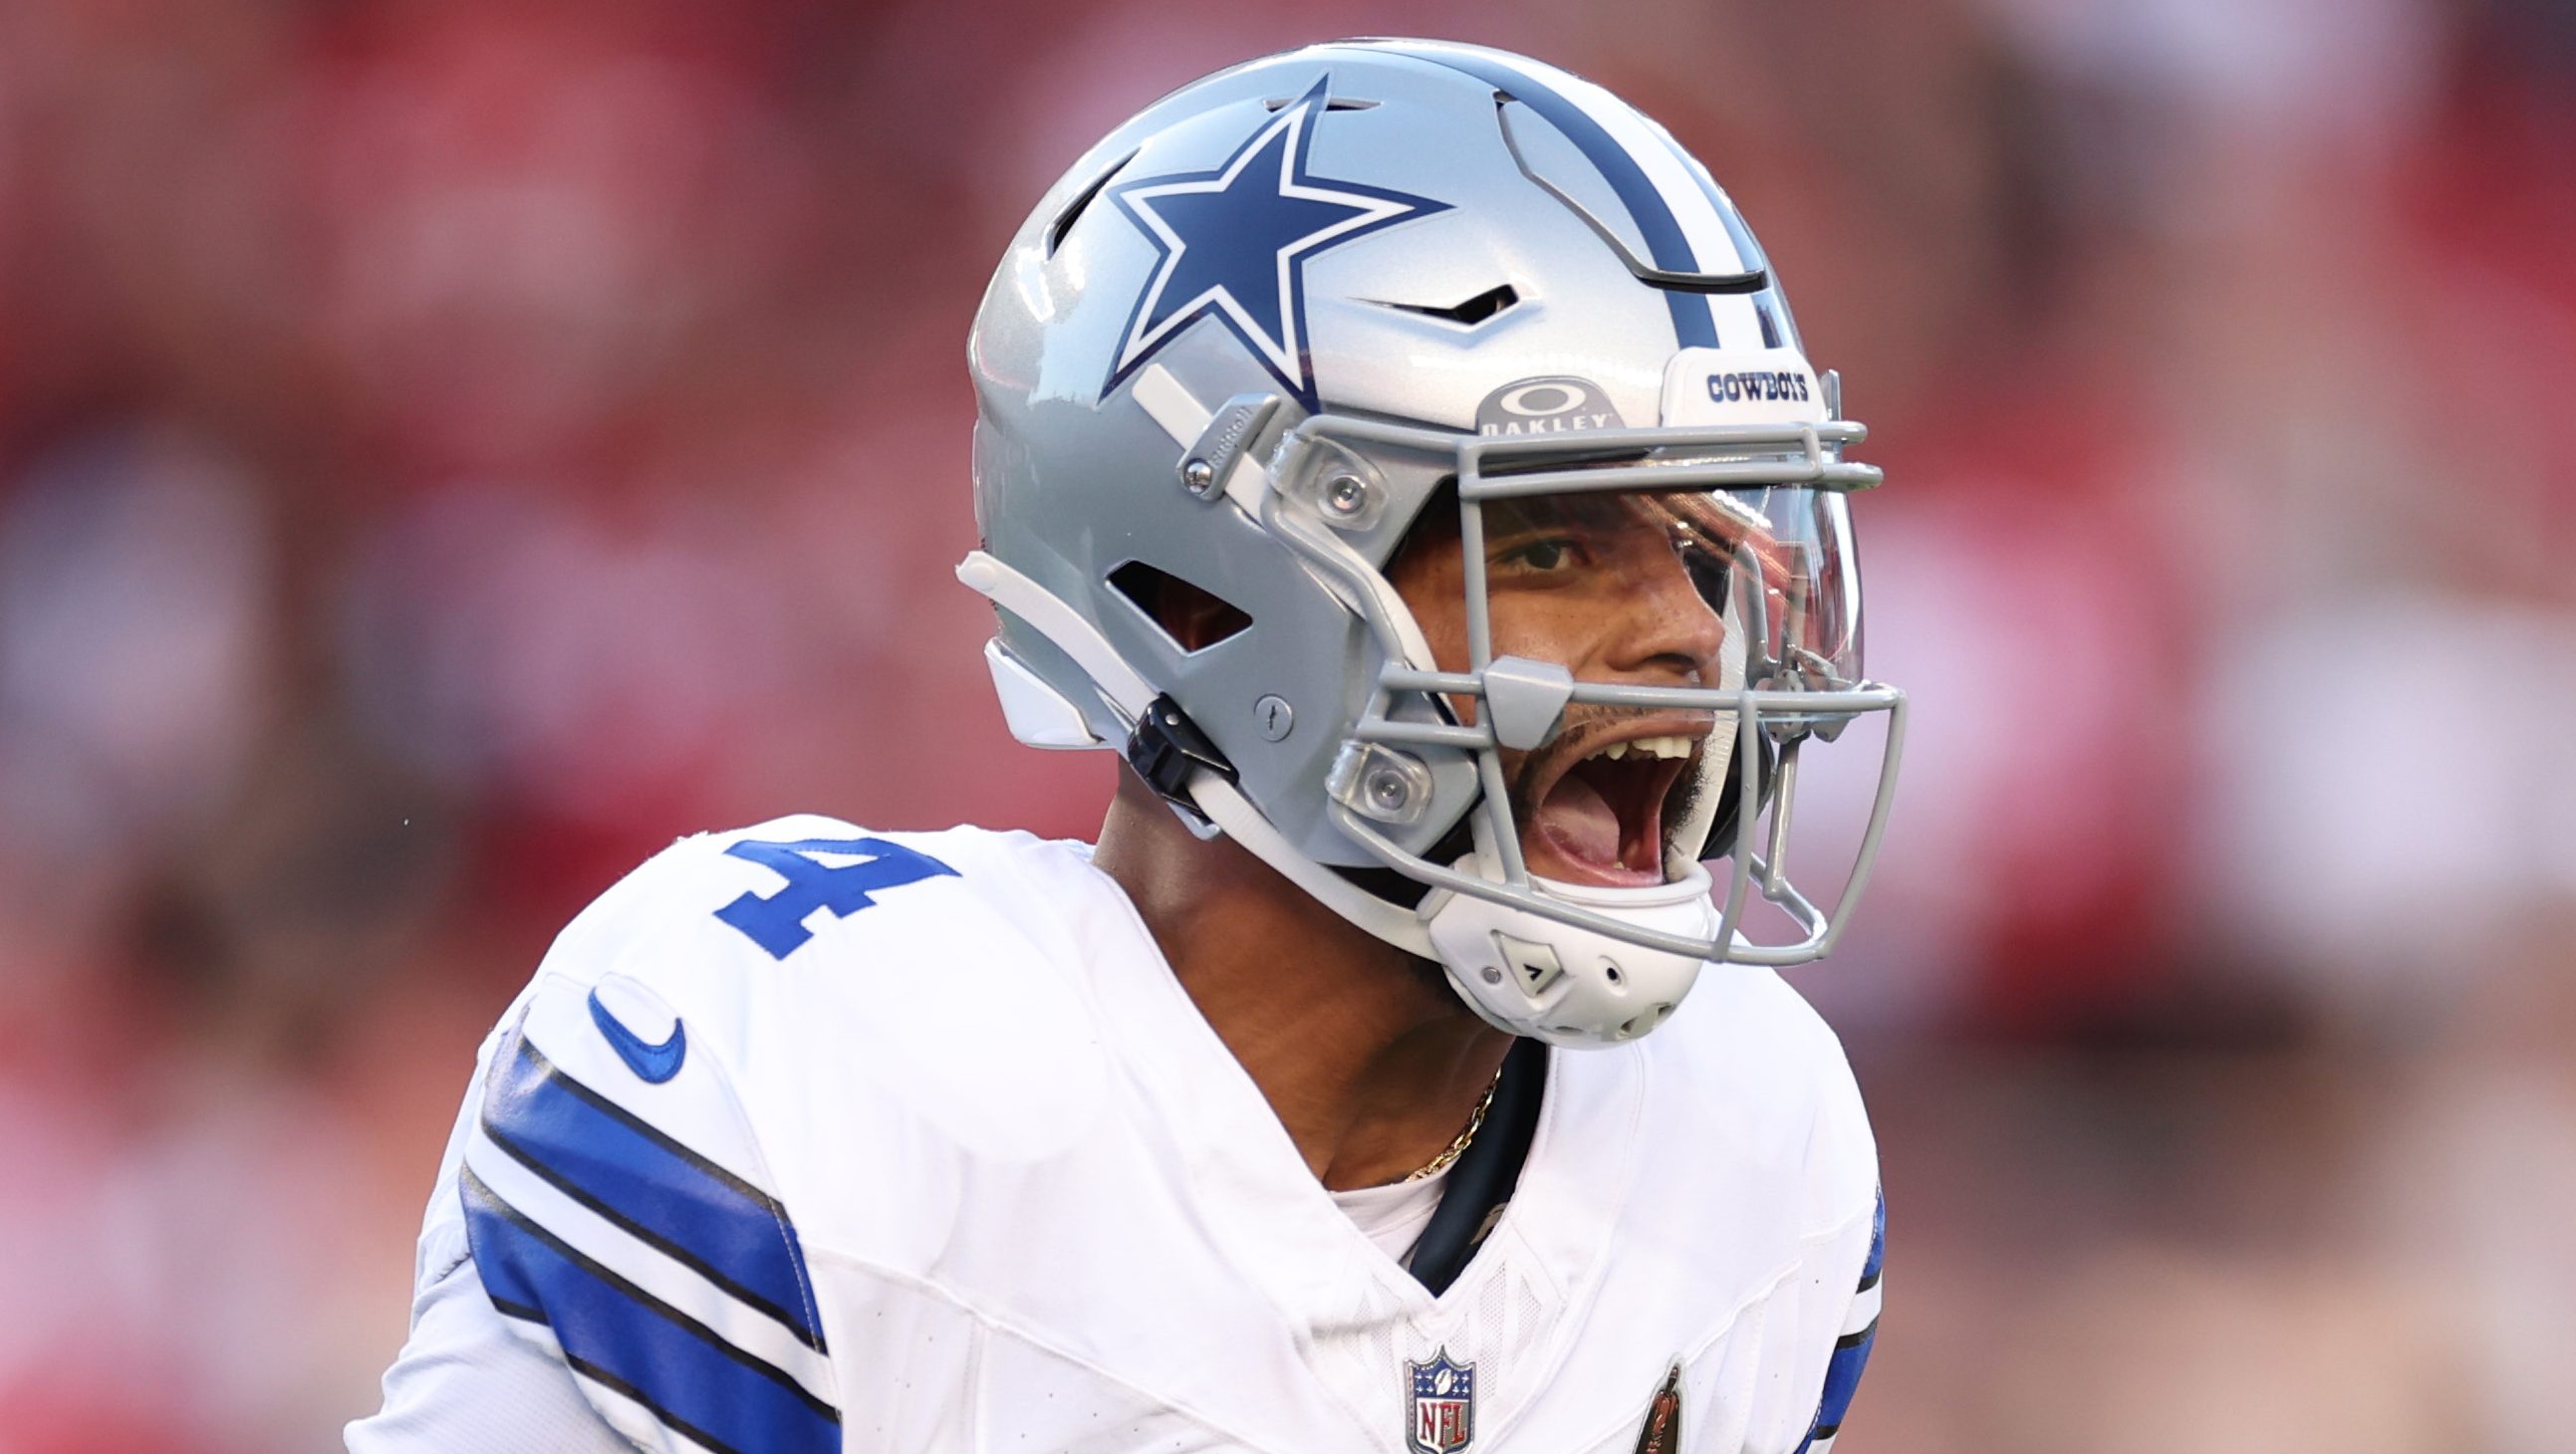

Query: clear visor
left=1275, top=417, right=1906, bottom=967
left=1472, top=479, right=1864, bottom=693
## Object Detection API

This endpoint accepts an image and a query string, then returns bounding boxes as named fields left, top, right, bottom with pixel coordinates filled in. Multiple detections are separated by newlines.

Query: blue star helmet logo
left=1104, top=76, right=1449, bottom=412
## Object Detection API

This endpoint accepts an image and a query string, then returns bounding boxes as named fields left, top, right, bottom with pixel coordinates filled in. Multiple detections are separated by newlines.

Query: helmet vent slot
left=1377, top=284, right=1519, bottom=326
left=1265, top=95, right=1379, bottom=112
left=1044, top=148, right=1135, bottom=258
left=1109, top=561, right=1252, bottom=652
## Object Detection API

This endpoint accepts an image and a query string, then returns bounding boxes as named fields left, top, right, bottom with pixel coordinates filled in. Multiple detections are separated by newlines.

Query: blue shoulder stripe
left=480, top=1031, right=827, bottom=1350
left=1804, top=1318, right=1877, bottom=1445
left=464, top=1168, right=839, bottom=1454
left=1386, top=46, right=1719, bottom=350
left=1860, top=1190, right=1886, bottom=1288
left=1796, top=1191, right=1886, bottom=1452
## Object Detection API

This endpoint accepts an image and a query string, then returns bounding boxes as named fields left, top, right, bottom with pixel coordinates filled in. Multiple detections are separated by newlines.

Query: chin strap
left=957, top=551, right=1437, bottom=957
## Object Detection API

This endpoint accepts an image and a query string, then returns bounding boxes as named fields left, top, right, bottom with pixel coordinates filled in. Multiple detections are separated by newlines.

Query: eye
left=1681, top=543, right=1731, bottom=602
left=1495, top=536, right=1578, bottom=572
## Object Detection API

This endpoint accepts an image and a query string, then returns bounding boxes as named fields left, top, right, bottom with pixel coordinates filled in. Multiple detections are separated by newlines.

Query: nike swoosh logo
left=589, top=987, right=686, bottom=1084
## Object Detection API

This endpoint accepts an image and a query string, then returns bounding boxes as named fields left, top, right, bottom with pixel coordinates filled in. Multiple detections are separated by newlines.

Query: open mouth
left=1525, top=724, right=1703, bottom=887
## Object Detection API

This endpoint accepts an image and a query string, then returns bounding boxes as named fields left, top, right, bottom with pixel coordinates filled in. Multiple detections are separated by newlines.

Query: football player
left=351, top=39, right=1899, bottom=1453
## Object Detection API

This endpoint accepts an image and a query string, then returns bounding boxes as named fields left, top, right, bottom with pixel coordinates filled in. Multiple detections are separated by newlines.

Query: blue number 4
left=713, top=837, right=958, bottom=960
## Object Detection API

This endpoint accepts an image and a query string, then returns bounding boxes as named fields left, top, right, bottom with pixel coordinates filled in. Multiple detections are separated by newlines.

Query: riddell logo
left=1475, top=376, right=1626, bottom=437
left=1705, top=369, right=1811, bottom=403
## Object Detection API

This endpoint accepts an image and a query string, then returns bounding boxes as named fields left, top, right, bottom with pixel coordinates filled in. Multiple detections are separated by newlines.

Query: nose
left=1606, top=543, right=1727, bottom=683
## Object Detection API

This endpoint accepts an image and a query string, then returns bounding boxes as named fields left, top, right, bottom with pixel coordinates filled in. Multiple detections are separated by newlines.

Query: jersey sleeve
left=1795, top=1189, right=1884, bottom=1454
left=449, top=967, right=843, bottom=1454
left=348, top=996, right=637, bottom=1454
left=345, top=1245, right=639, bottom=1453
left=355, top=819, right=1017, bottom=1452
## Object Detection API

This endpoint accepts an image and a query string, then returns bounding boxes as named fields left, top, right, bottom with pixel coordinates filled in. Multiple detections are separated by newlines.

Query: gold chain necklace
left=1402, top=1069, right=1503, bottom=1183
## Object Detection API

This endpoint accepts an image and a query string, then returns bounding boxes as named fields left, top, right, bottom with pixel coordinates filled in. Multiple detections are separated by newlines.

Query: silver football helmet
left=962, top=39, right=1906, bottom=1046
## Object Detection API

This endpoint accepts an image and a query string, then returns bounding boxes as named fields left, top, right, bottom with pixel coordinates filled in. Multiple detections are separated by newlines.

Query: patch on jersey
left=1631, top=1361, right=1683, bottom=1453
left=1406, top=1347, right=1477, bottom=1454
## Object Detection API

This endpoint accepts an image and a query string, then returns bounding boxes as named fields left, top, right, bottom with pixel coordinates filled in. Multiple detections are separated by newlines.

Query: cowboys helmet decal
left=1103, top=76, right=1447, bottom=411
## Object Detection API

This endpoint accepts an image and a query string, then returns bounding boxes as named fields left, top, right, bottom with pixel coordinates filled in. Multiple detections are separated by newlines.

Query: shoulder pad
left=548, top=817, right=1070, bottom=985
left=1651, top=966, right=1878, bottom=1236
left=552, top=815, right=972, bottom=965
left=516, top=818, right=1038, bottom=1074
left=490, top=818, right=1123, bottom=1273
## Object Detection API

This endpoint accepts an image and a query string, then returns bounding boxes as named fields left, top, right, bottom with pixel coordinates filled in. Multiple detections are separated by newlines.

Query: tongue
left=1536, top=771, right=1622, bottom=865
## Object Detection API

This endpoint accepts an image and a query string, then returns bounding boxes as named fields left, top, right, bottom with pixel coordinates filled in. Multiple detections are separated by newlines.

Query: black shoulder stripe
left=487, top=1294, right=547, bottom=1326
left=480, top=1284, right=757, bottom=1454
left=480, top=1115, right=827, bottom=1352
left=561, top=1347, right=755, bottom=1454
left=516, top=1037, right=789, bottom=1220
left=465, top=1166, right=839, bottom=1424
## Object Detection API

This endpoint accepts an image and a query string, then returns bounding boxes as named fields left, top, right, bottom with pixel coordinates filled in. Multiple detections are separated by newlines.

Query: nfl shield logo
left=1406, top=1348, right=1476, bottom=1454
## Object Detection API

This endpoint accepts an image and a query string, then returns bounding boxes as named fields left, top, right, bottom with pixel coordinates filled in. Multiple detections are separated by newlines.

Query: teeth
left=1587, top=734, right=1694, bottom=764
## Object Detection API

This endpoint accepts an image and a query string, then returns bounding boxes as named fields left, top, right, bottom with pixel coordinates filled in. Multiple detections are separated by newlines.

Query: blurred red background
left=3, top=0, right=2571, bottom=1449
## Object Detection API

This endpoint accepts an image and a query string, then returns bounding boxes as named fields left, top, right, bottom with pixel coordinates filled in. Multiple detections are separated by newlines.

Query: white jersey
left=349, top=817, right=1883, bottom=1454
